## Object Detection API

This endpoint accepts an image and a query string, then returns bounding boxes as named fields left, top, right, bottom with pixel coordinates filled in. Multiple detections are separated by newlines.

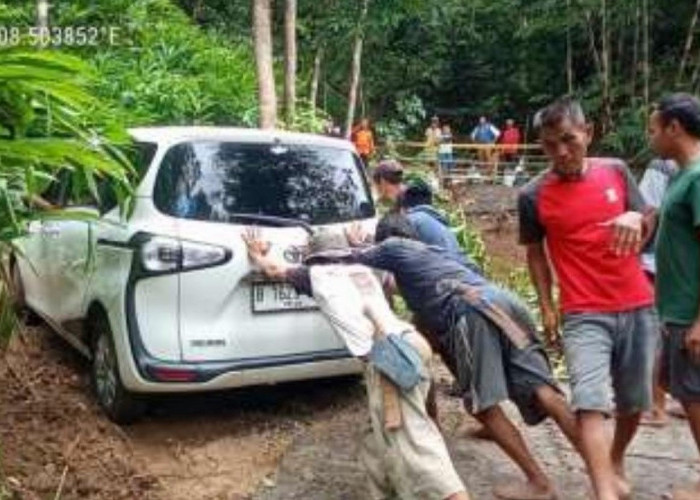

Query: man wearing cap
left=242, top=228, right=471, bottom=500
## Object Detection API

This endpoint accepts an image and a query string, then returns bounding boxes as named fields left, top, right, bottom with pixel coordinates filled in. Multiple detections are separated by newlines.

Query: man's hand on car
left=242, top=227, right=291, bottom=279
left=345, top=222, right=370, bottom=247
left=242, top=227, right=271, bottom=260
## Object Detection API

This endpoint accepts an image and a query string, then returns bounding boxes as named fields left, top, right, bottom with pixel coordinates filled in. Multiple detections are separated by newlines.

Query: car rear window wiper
left=227, top=213, right=314, bottom=235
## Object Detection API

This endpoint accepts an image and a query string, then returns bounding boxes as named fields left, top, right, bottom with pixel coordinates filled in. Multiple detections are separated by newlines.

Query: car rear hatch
left=149, top=138, right=375, bottom=365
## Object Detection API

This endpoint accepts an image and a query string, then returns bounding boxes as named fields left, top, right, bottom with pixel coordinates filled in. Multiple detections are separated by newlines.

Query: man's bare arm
left=526, top=242, right=560, bottom=349
left=526, top=243, right=554, bottom=310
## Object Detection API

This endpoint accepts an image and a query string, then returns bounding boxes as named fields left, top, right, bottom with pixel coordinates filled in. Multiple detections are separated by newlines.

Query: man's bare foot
left=492, top=480, right=557, bottom=500
left=614, top=475, right=632, bottom=499
left=640, top=409, right=669, bottom=427
left=670, top=485, right=700, bottom=500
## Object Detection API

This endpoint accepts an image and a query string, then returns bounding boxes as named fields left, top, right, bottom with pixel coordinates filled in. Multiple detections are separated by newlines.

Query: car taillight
left=181, top=240, right=228, bottom=269
left=149, top=366, right=198, bottom=382
left=140, top=235, right=229, bottom=273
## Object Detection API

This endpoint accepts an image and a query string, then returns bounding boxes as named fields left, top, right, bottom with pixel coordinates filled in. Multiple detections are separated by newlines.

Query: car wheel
left=10, top=260, right=41, bottom=325
left=90, top=314, right=146, bottom=424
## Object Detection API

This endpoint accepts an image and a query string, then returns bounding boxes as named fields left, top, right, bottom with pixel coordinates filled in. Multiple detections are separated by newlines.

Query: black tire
left=89, top=313, right=147, bottom=424
left=10, top=260, right=41, bottom=326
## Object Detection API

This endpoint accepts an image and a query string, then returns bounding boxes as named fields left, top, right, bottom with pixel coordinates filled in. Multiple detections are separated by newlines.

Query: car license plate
left=251, top=282, right=318, bottom=313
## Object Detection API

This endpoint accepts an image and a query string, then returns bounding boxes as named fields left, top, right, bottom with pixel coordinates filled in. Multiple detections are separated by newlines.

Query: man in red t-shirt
left=518, top=97, right=656, bottom=500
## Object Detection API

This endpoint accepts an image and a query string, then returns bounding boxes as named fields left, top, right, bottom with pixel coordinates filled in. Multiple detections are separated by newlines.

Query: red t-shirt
left=518, top=158, right=653, bottom=313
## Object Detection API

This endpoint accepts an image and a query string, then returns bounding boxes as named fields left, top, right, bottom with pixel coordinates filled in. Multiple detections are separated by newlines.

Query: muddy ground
left=1, top=187, right=699, bottom=499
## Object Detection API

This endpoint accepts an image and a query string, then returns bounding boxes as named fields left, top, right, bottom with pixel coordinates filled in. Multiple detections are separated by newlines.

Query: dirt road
left=2, top=326, right=699, bottom=500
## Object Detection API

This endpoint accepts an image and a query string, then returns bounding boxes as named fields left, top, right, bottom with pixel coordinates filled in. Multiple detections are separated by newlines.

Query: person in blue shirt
left=471, top=116, right=501, bottom=177
left=400, top=179, right=478, bottom=271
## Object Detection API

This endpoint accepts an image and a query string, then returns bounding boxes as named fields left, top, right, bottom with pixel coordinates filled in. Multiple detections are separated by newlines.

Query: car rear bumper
left=122, top=356, right=363, bottom=393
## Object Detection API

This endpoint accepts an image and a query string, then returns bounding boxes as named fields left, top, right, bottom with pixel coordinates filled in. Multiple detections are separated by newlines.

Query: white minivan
left=13, top=127, right=374, bottom=423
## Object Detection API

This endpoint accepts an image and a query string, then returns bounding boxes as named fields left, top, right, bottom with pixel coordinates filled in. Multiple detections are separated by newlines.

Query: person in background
left=500, top=119, right=522, bottom=164
left=353, top=118, right=376, bottom=168
left=324, top=119, right=343, bottom=138
left=638, top=157, right=683, bottom=427
left=425, top=116, right=442, bottom=169
left=439, top=124, right=455, bottom=179
left=647, top=92, right=700, bottom=500
left=519, top=96, right=657, bottom=500
left=471, top=116, right=501, bottom=177
left=372, top=159, right=405, bottom=208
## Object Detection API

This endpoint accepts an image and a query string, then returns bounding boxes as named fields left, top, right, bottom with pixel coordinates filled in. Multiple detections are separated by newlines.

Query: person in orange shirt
left=353, top=118, right=376, bottom=168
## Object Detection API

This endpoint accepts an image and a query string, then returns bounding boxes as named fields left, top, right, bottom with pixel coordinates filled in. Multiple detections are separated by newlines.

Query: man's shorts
left=562, top=307, right=658, bottom=415
left=442, top=289, right=559, bottom=425
left=361, top=362, right=465, bottom=500
left=660, top=323, right=700, bottom=403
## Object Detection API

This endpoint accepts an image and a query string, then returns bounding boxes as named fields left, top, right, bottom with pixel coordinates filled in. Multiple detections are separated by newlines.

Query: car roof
left=128, top=126, right=355, bottom=150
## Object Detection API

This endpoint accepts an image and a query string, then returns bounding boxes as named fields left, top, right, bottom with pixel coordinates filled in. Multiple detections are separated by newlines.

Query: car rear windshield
left=153, top=141, right=374, bottom=225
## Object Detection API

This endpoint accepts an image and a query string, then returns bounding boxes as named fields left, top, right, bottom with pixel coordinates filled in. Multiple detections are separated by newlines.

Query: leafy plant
left=0, top=46, right=133, bottom=349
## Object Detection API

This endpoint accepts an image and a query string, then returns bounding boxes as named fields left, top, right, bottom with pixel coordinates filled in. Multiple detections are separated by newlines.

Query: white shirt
left=309, top=265, right=411, bottom=357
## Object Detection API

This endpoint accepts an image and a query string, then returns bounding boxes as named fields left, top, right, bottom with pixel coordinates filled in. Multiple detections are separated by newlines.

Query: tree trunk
left=632, top=0, right=640, bottom=98
left=284, top=0, right=297, bottom=127
left=676, top=0, right=700, bottom=86
left=566, top=0, right=573, bottom=94
left=37, top=0, right=49, bottom=29
left=643, top=0, right=650, bottom=108
left=585, top=12, right=603, bottom=78
left=691, top=52, right=700, bottom=90
left=193, top=0, right=204, bottom=22
left=616, top=11, right=625, bottom=80
left=253, top=0, right=277, bottom=129
left=310, top=47, right=323, bottom=112
left=345, top=0, right=370, bottom=139
left=600, top=0, right=612, bottom=132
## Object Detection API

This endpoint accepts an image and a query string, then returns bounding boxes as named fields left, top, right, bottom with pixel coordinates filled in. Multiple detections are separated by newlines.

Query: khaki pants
left=360, top=333, right=465, bottom=500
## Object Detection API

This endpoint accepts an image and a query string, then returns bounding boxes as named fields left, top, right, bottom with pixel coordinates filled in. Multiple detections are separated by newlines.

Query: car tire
left=10, top=260, right=41, bottom=326
left=89, top=313, right=147, bottom=424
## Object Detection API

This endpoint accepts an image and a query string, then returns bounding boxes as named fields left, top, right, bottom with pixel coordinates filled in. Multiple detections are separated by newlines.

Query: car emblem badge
left=283, top=245, right=306, bottom=263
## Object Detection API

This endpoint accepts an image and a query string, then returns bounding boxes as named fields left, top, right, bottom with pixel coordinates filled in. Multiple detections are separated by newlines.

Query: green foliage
left=597, top=103, right=651, bottom=163
left=287, top=0, right=700, bottom=158
left=89, top=0, right=257, bottom=126
left=375, top=94, right=426, bottom=142
left=2, top=0, right=260, bottom=127
left=282, top=99, right=330, bottom=133
left=0, top=46, right=133, bottom=349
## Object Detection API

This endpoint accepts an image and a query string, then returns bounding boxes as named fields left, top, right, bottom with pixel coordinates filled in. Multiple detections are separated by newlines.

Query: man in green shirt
left=648, top=92, right=700, bottom=500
